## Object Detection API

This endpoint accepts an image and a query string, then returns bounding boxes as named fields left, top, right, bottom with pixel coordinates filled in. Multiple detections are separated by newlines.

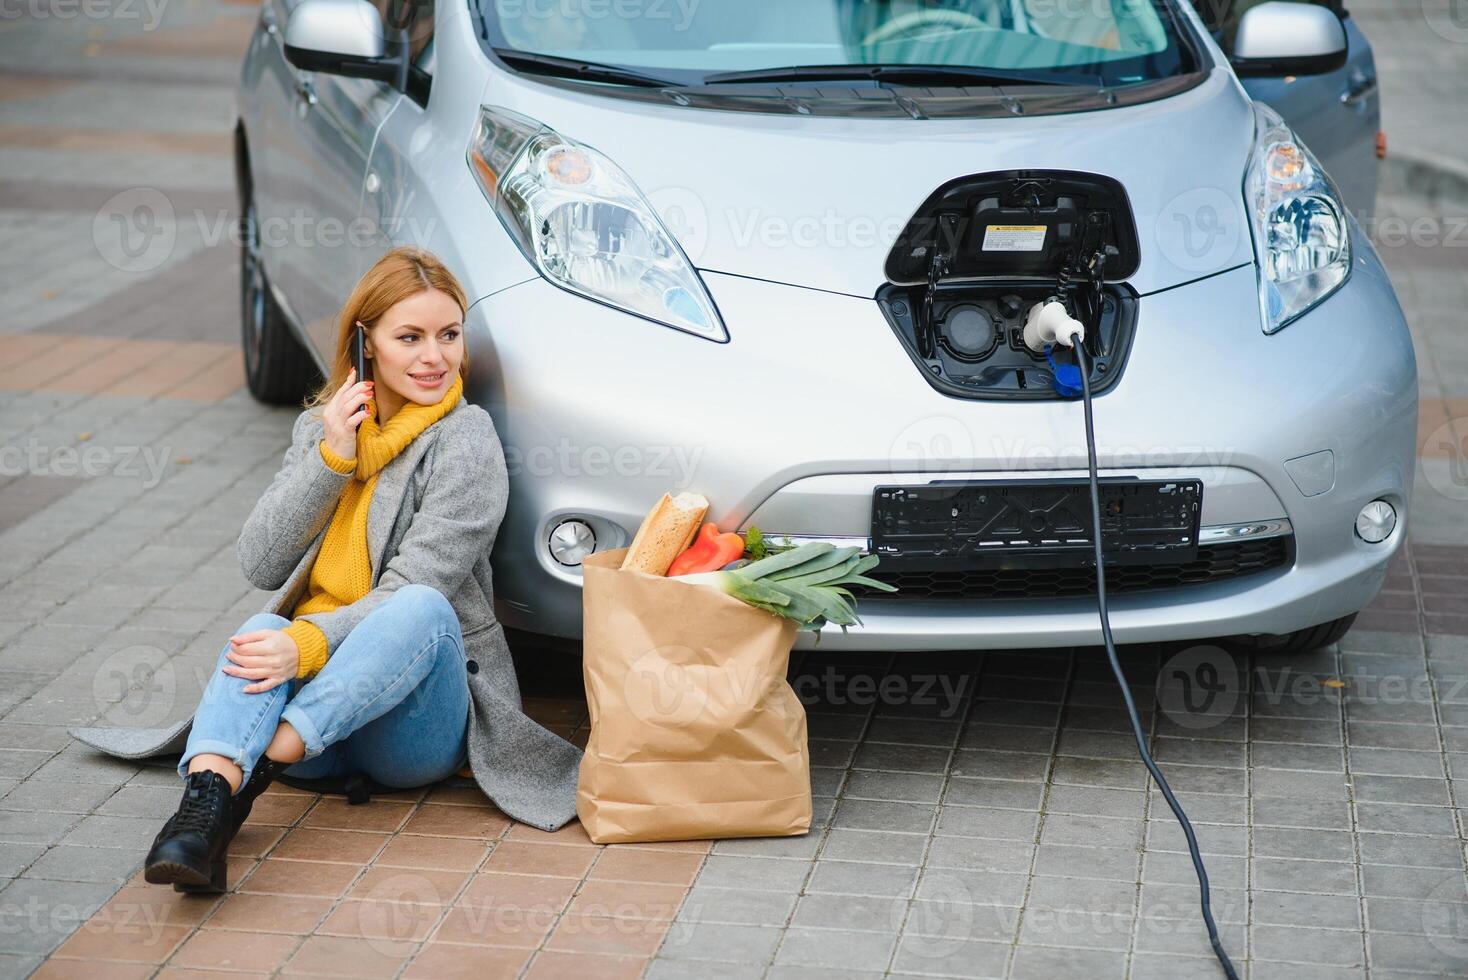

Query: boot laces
left=174, top=773, right=227, bottom=835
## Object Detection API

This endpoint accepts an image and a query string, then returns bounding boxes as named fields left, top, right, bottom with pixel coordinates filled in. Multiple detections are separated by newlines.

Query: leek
left=674, top=541, right=896, bottom=639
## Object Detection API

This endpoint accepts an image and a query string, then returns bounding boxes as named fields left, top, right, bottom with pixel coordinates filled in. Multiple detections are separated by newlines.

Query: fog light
left=549, top=519, right=596, bottom=565
left=1355, top=500, right=1396, bottom=543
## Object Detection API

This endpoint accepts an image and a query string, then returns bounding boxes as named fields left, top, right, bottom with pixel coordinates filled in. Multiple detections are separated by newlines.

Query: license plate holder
left=871, top=478, right=1203, bottom=571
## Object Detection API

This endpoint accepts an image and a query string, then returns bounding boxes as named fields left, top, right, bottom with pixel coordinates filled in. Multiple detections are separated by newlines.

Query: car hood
left=482, top=67, right=1258, bottom=297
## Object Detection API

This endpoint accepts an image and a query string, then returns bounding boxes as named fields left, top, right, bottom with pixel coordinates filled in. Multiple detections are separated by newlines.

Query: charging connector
left=1070, top=342, right=1241, bottom=980
left=1023, top=298, right=1085, bottom=351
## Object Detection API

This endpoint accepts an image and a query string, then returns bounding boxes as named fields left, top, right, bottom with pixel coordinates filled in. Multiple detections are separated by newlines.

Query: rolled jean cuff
left=280, top=702, right=328, bottom=761
left=178, top=738, right=256, bottom=784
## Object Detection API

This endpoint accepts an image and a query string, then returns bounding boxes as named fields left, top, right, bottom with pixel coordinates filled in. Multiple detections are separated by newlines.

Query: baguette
left=620, top=491, right=709, bottom=575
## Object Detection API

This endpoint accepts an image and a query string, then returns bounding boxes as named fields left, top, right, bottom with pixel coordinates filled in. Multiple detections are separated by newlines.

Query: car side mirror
left=284, top=0, right=405, bottom=88
left=1230, top=1, right=1348, bottom=77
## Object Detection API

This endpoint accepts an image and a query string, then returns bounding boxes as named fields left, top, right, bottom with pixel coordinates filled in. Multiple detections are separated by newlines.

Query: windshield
left=483, top=0, right=1192, bottom=86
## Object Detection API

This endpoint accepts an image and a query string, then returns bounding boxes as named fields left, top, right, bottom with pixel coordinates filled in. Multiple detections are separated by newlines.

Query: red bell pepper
left=667, top=522, right=746, bottom=576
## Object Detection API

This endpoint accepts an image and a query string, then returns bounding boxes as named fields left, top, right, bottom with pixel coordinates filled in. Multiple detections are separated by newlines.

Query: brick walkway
left=3, top=1, right=1468, bottom=978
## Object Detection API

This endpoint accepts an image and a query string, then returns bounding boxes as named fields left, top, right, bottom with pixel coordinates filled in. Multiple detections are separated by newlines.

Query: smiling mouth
left=409, top=371, right=446, bottom=384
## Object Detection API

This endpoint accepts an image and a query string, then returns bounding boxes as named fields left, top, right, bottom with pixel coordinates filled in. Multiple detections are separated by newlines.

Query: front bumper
left=466, top=246, right=1415, bottom=650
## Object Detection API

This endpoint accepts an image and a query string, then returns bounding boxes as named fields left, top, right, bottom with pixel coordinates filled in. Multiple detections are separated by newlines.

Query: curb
left=1382, top=151, right=1468, bottom=208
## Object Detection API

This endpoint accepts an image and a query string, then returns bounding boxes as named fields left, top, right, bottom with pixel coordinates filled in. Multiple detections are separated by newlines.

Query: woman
left=71, top=246, right=582, bottom=893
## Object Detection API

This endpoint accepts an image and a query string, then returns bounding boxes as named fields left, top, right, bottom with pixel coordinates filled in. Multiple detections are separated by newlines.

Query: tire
left=240, top=187, right=319, bottom=405
left=1225, top=612, right=1358, bottom=654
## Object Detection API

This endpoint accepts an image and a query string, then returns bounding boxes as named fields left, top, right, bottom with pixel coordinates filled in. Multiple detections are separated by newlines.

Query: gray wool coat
left=70, top=394, right=584, bottom=832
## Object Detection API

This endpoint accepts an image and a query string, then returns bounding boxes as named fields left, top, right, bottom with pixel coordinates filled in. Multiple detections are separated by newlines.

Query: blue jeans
left=180, top=583, right=470, bottom=789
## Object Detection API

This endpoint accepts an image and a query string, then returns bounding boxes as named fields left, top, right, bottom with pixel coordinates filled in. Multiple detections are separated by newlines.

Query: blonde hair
left=304, top=246, right=471, bottom=410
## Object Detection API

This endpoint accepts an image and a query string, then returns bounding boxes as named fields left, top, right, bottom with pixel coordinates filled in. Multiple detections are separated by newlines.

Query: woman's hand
left=322, top=367, right=373, bottom=461
left=224, top=629, right=300, bottom=694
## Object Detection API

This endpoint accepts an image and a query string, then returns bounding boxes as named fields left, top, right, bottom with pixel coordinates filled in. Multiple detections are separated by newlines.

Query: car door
left=251, top=0, right=403, bottom=356
left=1195, top=0, right=1379, bottom=216
left=359, top=2, right=440, bottom=260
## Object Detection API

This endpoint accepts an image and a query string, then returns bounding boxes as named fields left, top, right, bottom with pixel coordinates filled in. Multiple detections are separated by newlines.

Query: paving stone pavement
left=2, top=1, right=1467, bottom=978
left=1355, top=0, right=1468, bottom=188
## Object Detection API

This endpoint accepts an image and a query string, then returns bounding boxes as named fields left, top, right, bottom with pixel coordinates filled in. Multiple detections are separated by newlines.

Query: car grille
left=849, top=536, right=1292, bottom=601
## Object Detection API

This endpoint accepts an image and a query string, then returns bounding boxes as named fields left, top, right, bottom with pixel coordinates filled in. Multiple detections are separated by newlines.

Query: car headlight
left=1243, top=103, right=1351, bottom=334
left=467, top=106, right=726, bottom=342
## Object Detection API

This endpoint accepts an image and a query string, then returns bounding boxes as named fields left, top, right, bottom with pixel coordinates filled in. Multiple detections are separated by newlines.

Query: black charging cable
left=1070, top=342, right=1241, bottom=980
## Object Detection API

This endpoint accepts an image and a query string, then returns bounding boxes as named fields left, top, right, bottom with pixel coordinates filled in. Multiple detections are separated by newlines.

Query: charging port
left=879, top=170, right=1141, bottom=401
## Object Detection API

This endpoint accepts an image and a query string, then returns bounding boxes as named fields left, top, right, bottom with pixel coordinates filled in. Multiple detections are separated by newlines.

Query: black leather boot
left=144, top=770, right=234, bottom=894
left=229, top=756, right=291, bottom=835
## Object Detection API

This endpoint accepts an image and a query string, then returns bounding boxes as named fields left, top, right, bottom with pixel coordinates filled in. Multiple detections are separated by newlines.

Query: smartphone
left=352, top=324, right=368, bottom=415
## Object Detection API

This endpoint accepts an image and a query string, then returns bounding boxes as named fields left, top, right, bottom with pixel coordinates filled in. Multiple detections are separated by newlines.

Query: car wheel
left=1226, top=612, right=1358, bottom=654
left=241, top=193, right=318, bottom=405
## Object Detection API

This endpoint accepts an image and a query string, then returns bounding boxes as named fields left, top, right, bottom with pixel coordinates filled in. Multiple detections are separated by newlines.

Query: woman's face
left=364, top=288, right=464, bottom=410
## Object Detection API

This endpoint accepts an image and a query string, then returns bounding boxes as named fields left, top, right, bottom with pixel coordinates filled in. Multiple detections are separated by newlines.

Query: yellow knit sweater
left=282, top=373, right=464, bottom=679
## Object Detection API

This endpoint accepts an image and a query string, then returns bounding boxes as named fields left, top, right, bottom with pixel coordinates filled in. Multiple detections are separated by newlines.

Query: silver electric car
left=237, top=0, right=1415, bottom=653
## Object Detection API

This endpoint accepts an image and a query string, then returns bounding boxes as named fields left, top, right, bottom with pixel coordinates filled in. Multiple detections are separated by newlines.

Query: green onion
left=674, top=541, right=896, bottom=640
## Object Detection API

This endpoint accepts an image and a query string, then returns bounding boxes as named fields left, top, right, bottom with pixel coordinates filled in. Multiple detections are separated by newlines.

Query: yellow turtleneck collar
left=353, top=372, right=463, bottom=481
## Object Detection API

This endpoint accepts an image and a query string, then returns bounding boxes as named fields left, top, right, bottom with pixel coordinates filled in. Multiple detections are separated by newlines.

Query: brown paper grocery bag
left=576, top=546, right=812, bottom=844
